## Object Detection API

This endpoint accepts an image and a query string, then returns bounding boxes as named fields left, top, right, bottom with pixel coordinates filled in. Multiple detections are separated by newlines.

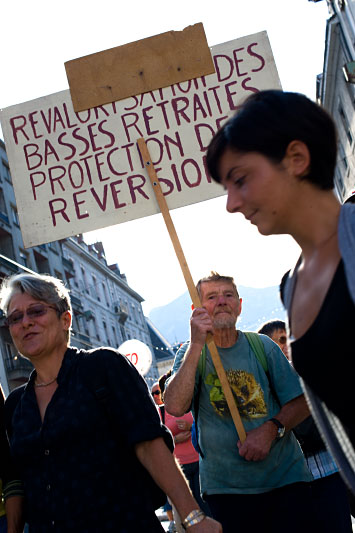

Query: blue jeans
left=181, top=461, right=211, bottom=516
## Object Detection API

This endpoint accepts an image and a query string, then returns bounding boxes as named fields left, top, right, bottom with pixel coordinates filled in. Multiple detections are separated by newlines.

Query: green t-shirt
left=173, top=331, right=312, bottom=495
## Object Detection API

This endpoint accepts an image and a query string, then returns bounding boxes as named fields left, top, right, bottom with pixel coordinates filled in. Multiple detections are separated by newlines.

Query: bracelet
left=183, top=509, right=206, bottom=529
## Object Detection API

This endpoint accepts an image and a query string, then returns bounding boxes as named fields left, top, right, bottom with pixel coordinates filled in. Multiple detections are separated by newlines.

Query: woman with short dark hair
left=206, top=89, right=355, bottom=492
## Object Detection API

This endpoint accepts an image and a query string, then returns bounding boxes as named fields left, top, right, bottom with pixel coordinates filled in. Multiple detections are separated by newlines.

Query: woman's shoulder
left=74, top=346, right=132, bottom=375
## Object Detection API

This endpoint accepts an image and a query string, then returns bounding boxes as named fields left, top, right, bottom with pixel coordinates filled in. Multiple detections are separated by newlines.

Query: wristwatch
left=269, top=418, right=285, bottom=439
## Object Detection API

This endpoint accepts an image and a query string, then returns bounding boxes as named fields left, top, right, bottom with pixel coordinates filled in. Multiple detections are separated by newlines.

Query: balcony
left=62, top=256, right=75, bottom=279
left=5, top=354, right=33, bottom=382
left=83, top=309, right=94, bottom=320
left=71, top=330, right=93, bottom=349
left=0, top=254, right=18, bottom=273
left=113, top=301, right=129, bottom=324
left=71, top=294, right=83, bottom=311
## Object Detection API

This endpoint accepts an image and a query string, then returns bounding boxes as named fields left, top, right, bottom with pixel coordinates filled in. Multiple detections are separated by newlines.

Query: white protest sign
left=0, top=31, right=281, bottom=248
left=119, top=339, right=153, bottom=375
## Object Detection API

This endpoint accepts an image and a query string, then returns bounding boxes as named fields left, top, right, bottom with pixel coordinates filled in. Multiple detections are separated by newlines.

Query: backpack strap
left=197, top=344, right=206, bottom=379
left=244, top=332, right=268, bottom=372
left=193, top=344, right=207, bottom=458
left=245, top=332, right=281, bottom=406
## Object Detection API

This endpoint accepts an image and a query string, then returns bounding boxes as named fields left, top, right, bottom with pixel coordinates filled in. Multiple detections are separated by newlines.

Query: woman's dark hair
left=206, top=90, right=337, bottom=190
left=158, top=369, right=172, bottom=396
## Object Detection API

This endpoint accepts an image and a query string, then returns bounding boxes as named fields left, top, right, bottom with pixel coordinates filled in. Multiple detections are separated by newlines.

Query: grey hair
left=196, top=271, right=239, bottom=299
left=0, top=273, right=72, bottom=339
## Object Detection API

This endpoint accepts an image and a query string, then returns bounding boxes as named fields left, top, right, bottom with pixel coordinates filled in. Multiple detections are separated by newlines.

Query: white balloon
left=119, top=339, right=153, bottom=376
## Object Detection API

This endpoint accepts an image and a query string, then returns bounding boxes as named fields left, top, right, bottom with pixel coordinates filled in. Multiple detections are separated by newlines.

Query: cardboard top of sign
left=65, top=22, right=215, bottom=112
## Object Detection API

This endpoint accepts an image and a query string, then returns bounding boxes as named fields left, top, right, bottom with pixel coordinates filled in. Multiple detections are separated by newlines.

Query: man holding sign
left=165, top=273, right=315, bottom=533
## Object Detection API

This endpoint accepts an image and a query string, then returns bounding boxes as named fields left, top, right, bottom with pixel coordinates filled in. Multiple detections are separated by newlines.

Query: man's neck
left=214, top=328, right=238, bottom=348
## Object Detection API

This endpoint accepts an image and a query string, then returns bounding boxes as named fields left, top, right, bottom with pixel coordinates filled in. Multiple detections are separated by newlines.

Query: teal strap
left=244, top=332, right=268, bottom=372
left=198, top=335, right=266, bottom=376
left=197, top=344, right=206, bottom=379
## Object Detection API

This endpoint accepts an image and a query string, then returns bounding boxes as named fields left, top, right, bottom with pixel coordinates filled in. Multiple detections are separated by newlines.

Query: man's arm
left=237, top=394, right=309, bottom=461
left=135, top=437, right=222, bottom=532
left=164, top=342, right=202, bottom=416
left=5, top=495, right=25, bottom=533
left=164, top=307, right=212, bottom=416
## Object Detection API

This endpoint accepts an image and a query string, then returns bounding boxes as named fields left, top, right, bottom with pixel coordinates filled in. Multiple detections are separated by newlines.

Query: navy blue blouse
left=6, top=347, right=166, bottom=532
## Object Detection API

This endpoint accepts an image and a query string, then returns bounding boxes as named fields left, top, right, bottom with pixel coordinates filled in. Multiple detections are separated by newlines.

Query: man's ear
left=284, top=140, right=310, bottom=178
left=238, top=297, right=242, bottom=315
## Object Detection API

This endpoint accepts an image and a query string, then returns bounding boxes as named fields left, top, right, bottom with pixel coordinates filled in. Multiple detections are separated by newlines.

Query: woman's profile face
left=218, top=147, right=298, bottom=236
left=7, top=292, right=70, bottom=361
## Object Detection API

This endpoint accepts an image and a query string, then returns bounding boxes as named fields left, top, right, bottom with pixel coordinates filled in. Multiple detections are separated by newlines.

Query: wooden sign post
left=137, top=137, right=246, bottom=443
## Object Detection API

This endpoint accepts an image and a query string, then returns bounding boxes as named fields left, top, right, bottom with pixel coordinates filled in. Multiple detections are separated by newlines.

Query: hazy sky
left=1, top=0, right=330, bottom=313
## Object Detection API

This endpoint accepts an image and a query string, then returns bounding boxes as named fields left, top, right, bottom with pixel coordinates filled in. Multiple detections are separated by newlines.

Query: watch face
left=278, top=426, right=286, bottom=438
left=270, top=418, right=285, bottom=438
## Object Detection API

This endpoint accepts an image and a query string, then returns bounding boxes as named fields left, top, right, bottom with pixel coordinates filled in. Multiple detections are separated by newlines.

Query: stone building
left=0, top=138, right=159, bottom=393
left=316, top=0, right=355, bottom=200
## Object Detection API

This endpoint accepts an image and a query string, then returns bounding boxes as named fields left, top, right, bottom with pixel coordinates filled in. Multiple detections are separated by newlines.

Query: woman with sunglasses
left=0, top=272, right=221, bottom=533
left=206, top=89, right=355, bottom=493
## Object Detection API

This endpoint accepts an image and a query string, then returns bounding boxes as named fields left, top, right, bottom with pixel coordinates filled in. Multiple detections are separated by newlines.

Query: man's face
left=200, top=281, right=241, bottom=329
left=270, top=328, right=290, bottom=360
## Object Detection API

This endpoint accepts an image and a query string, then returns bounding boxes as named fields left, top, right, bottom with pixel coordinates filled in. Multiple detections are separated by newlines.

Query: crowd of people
left=0, top=90, right=353, bottom=532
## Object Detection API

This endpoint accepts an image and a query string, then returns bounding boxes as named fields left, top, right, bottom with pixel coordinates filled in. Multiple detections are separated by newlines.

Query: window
left=338, top=104, right=353, bottom=146
left=338, top=143, right=348, bottom=171
left=48, top=241, right=58, bottom=253
left=19, top=250, right=28, bottom=267
left=2, top=161, right=12, bottom=182
left=91, top=275, right=100, bottom=300
left=93, top=318, right=101, bottom=341
left=112, top=325, right=118, bottom=345
left=4, top=343, right=15, bottom=370
left=80, top=266, right=89, bottom=293
left=11, top=206, right=19, bottom=226
left=102, top=282, right=109, bottom=306
left=0, top=188, right=8, bottom=222
left=54, top=269, right=62, bottom=281
left=131, top=305, right=138, bottom=323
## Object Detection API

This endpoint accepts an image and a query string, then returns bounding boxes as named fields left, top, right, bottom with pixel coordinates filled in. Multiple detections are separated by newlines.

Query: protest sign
left=0, top=31, right=281, bottom=248
left=65, top=23, right=215, bottom=112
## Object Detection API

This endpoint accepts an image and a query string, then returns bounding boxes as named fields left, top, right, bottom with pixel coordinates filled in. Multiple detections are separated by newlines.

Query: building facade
left=0, top=138, right=159, bottom=393
left=317, top=0, right=355, bottom=200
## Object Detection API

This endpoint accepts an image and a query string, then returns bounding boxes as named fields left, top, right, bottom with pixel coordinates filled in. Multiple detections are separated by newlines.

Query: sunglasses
left=5, top=304, right=58, bottom=327
left=151, top=390, right=161, bottom=396
left=278, top=336, right=287, bottom=345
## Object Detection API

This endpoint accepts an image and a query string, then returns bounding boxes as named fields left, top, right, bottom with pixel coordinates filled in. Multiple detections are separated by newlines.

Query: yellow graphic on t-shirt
left=206, top=369, right=267, bottom=419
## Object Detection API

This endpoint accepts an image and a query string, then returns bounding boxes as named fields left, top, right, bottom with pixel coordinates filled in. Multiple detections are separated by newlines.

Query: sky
left=1, top=0, right=330, bottom=314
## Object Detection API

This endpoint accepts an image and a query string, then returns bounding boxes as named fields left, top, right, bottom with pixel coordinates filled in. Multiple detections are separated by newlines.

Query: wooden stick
left=137, top=137, right=246, bottom=443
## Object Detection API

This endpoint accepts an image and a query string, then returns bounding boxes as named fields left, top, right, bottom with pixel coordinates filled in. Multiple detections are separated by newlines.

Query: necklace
left=34, top=377, right=57, bottom=388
